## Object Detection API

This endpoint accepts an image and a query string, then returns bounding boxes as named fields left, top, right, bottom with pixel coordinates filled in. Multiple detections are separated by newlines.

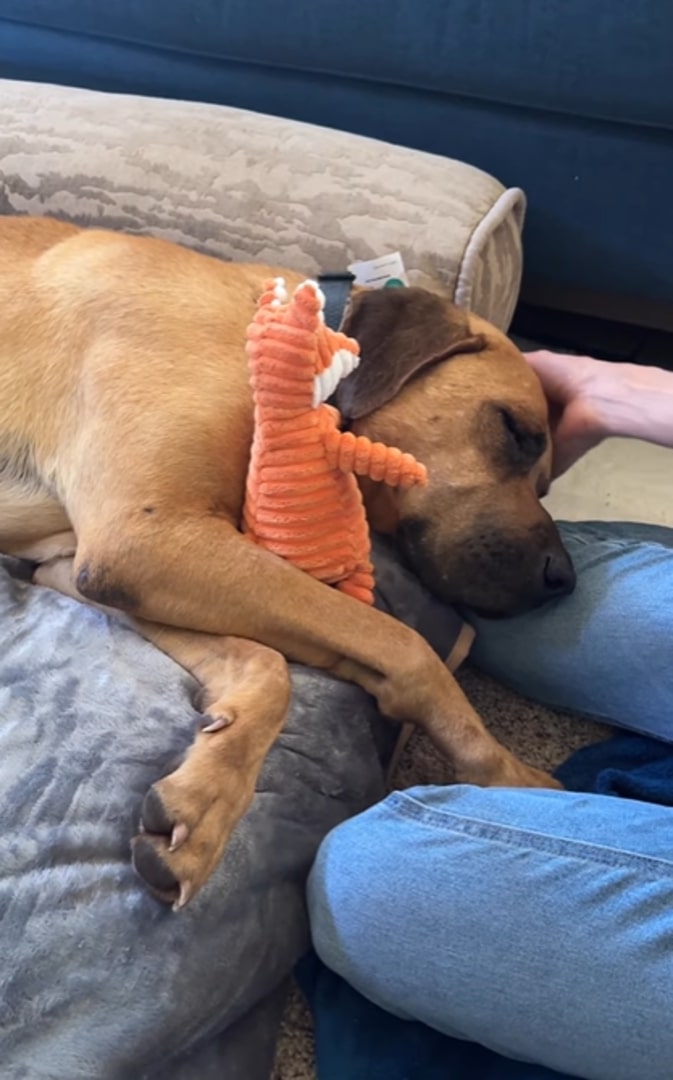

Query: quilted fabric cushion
left=0, top=78, right=525, bottom=331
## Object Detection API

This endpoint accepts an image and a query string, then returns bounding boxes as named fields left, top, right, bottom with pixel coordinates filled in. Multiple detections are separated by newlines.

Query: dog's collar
left=318, top=271, right=355, bottom=330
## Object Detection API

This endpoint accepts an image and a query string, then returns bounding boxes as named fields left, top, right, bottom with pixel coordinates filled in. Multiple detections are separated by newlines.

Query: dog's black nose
left=543, top=550, right=576, bottom=596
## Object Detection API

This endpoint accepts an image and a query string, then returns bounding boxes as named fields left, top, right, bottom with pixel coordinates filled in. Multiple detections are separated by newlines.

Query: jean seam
left=387, top=791, right=673, bottom=877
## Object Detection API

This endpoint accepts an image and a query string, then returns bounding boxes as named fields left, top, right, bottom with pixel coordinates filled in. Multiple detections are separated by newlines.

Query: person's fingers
left=522, top=352, right=606, bottom=477
left=523, top=350, right=580, bottom=404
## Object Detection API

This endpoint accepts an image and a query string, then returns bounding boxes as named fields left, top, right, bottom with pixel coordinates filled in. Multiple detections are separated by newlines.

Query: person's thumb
left=549, top=406, right=602, bottom=478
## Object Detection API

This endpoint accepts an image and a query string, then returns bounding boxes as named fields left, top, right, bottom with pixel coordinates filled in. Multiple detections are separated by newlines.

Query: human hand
left=523, top=351, right=608, bottom=477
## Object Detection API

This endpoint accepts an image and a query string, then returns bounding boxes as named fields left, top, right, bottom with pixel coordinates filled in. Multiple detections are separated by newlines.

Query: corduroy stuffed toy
left=243, top=278, right=427, bottom=604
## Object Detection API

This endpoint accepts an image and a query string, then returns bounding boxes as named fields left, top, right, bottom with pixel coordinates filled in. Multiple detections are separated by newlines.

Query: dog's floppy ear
left=336, top=287, right=486, bottom=420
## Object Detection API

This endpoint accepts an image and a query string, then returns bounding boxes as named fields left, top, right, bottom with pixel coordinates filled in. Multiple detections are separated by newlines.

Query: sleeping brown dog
left=0, top=216, right=575, bottom=907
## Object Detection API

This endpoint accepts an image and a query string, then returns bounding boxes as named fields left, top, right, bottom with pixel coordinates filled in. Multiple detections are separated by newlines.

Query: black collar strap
left=318, top=271, right=356, bottom=330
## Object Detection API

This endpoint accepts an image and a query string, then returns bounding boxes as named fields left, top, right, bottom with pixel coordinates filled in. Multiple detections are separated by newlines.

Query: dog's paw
left=456, top=752, right=562, bottom=791
left=131, top=748, right=254, bottom=910
left=130, top=641, right=290, bottom=910
left=491, top=759, right=562, bottom=790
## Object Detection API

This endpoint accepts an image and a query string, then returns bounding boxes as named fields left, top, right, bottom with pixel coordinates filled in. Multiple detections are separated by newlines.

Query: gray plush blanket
left=0, top=540, right=464, bottom=1080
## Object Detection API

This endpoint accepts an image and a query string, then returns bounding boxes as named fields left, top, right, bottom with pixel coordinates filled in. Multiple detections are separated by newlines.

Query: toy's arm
left=324, top=429, right=427, bottom=488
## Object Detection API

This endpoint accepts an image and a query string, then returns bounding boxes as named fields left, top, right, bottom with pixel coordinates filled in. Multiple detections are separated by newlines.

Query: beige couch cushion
left=0, top=79, right=525, bottom=331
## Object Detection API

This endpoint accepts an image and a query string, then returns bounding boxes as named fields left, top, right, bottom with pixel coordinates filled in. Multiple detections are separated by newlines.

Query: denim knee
left=468, top=521, right=673, bottom=737
left=308, top=784, right=673, bottom=1080
left=307, top=817, right=380, bottom=1000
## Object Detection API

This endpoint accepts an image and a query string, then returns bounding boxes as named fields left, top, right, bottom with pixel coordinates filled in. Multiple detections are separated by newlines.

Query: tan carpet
left=272, top=664, right=610, bottom=1080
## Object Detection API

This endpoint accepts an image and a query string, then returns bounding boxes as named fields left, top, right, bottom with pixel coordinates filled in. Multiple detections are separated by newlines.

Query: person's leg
left=467, top=521, right=673, bottom=738
left=308, top=783, right=673, bottom=1080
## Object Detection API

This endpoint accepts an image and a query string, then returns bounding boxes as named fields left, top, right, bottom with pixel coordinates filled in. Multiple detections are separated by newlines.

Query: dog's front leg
left=35, top=557, right=290, bottom=909
left=72, top=515, right=559, bottom=791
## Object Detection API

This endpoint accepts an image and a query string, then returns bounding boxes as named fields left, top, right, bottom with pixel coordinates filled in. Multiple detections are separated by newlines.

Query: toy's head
left=248, top=278, right=360, bottom=413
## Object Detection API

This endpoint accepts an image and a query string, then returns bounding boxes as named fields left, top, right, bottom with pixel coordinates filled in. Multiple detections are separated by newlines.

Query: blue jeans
left=470, top=521, right=673, bottom=741
left=308, top=522, right=673, bottom=1080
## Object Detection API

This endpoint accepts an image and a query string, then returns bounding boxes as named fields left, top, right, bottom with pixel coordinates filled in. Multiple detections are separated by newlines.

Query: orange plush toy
left=243, top=278, right=428, bottom=604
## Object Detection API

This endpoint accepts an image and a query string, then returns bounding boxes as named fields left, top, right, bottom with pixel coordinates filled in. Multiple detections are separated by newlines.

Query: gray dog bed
left=0, top=540, right=466, bottom=1079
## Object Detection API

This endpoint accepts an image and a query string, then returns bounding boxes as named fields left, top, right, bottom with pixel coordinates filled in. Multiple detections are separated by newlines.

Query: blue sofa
left=1, top=1, right=671, bottom=326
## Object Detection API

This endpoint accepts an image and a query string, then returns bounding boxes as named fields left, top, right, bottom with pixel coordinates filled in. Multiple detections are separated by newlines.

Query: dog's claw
left=169, top=822, right=189, bottom=851
left=173, top=880, right=194, bottom=912
left=202, top=711, right=235, bottom=733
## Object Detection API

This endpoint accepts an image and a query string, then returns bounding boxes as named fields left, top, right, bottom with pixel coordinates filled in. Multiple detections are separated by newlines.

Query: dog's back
left=0, top=216, right=301, bottom=552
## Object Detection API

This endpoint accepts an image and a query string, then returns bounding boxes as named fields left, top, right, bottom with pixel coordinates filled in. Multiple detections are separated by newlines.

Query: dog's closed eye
left=497, top=407, right=547, bottom=466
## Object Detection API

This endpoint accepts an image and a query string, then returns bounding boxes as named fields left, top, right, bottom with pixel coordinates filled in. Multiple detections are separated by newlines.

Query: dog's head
left=337, top=287, right=575, bottom=617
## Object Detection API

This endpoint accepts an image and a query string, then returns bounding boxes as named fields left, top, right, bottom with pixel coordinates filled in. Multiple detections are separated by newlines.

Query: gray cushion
left=0, top=543, right=464, bottom=1079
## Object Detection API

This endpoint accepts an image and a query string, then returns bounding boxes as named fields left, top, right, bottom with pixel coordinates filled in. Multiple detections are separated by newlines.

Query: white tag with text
left=348, top=252, right=409, bottom=289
